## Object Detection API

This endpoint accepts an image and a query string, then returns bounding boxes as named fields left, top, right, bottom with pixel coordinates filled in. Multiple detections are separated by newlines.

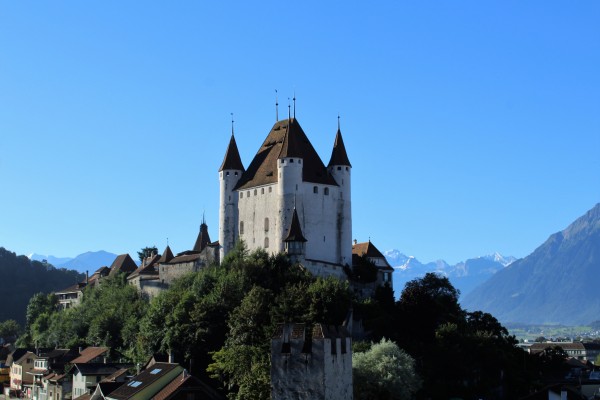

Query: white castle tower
left=218, top=115, right=352, bottom=278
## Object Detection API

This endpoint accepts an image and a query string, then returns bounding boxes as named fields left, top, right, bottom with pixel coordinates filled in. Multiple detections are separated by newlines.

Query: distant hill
left=0, top=247, right=85, bottom=325
left=30, top=250, right=119, bottom=273
left=462, top=203, right=600, bottom=325
left=385, top=250, right=515, bottom=299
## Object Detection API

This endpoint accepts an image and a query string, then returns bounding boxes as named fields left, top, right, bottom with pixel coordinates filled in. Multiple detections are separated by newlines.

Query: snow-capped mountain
left=384, top=249, right=516, bottom=300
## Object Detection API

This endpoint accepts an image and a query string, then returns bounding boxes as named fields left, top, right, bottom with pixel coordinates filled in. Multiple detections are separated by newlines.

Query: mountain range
left=29, top=250, right=119, bottom=273
left=384, top=250, right=516, bottom=299
left=462, top=203, right=600, bottom=325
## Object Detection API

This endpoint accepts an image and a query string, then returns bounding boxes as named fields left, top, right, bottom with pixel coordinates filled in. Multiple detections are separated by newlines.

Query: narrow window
left=298, top=160, right=301, bottom=164
left=254, top=189, right=257, bottom=196
left=240, top=221, right=244, bottom=235
left=240, top=192, right=243, bottom=199
left=313, top=186, right=318, bottom=194
left=226, top=171, right=230, bottom=176
left=290, top=159, right=294, bottom=163
left=324, top=188, right=329, bottom=195
left=228, top=195, right=231, bottom=201
left=264, top=218, right=269, bottom=232
left=337, top=166, right=341, bottom=171
left=261, top=188, right=265, bottom=194
left=269, top=187, right=272, bottom=193
left=235, top=171, right=238, bottom=175
left=264, top=237, right=269, bottom=248
left=247, top=191, right=250, bottom=197
left=345, top=167, right=349, bottom=171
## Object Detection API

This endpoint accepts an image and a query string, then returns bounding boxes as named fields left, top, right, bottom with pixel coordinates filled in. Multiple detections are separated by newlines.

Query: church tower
left=218, top=132, right=244, bottom=261
left=327, top=118, right=352, bottom=266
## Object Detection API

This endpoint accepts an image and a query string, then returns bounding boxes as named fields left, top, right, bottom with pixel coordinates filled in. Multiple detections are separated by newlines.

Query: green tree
left=0, top=319, right=21, bottom=341
left=137, top=246, right=159, bottom=263
left=353, top=338, right=421, bottom=400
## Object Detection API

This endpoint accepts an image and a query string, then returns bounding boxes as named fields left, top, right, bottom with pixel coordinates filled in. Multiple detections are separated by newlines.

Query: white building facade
left=219, top=117, right=352, bottom=277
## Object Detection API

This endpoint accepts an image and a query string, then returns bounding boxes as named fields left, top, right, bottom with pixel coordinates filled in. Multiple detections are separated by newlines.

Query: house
left=219, top=115, right=352, bottom=279
left=10, top=351, right=37, bottom=394
left=55, top=267, right=111, bottom=310
left=70, top=347, right=111, bottom=365
left=27, top=349, right=79, bottom=400
left=44, top=373, right=72, bottom=400
left=71, top=363, right=131, bottom=399
left=109, top=255, right=138, bottom=277
left=105, top=363, right=184, bottom=400
left=351, top=240, right=394, bottom=292
left=151, top=370, right=224, bottom=400
left=529, top=342, right=589, bottom=361
left=127, top=254, right=162, bottom=299
left=271, top=323, right=352, bottom=400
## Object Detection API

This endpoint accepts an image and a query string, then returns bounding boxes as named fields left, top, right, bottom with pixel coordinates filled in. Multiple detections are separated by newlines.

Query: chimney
left=168, top=350, right=174, bottom=364
left=353, top=239, right=357, bottom=245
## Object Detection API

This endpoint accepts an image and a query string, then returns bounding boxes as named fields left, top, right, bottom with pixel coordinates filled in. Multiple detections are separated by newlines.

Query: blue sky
left=1, top=1, right=598, bottom=265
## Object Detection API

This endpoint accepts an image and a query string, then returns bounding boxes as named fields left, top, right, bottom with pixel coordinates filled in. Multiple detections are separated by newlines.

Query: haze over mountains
left=462, top=203, right=600, bottom=325
left=385, top=250, right=516, bottom=299
left=30, top=250, right=119, bottom=273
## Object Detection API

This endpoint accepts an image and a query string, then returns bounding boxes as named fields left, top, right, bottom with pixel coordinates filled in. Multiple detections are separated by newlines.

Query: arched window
left=239, top=221, right=244, bottom=235
left=264, top=218, right=269, bottom=232
left=264, top=237, right=269, bottom=248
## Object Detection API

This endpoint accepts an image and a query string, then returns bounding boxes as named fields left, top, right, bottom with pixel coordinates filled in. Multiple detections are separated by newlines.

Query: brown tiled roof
left=352, top=241, right=385, bottom=259
left=327, top=128, right=351, bottom=167
left=109, top=254, right=138, bottom=276
left=193, top=223, right=211, bottom=252
left=234, top=118, right=337, bottom=190
left=158, top=246, right=174, bottom=263
left=70, top=347, right=109, bottom=364
left=101, top=368, right=129, bottom=383
left=219, top=134, right=245, bottom=172
left=284, top=209, right=307, bottom=242
left=129, top=255, right=160, bottom=279
left=529, top=342, right=586, bottom=353
left=73, top=394, right=92, bottom=400
left=55, top=282, right=86, bottom=294
left=168, top=252, right=203, bottom=264
left=312, top=324, right=349, bottom=339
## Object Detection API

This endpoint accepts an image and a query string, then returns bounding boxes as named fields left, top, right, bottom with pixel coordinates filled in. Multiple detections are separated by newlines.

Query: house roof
left=70, top=347, right=109, bottom=364
left=234, top=118, right=338, bottom=190
left=73, top=363, right=130, bottom=377
left=108, top=363, right=182, bottom=400
left=152, top=371, right=224, bottom=400
left=352, top=241, right=393, bottom=270
left=193, top=222, right=211, bottom=252
left=129, top=255, right=160, bottom=279
left=284, top=209, right=307, bottom=242
left=529, top=342, right=586, bottom=353
left=14, top=351, right=37, bottom=365
left=109, top=254, right=138, bottom=276
left=96, top=382, right=125, bottom=398
left=218, top=134, right=245, bottom=172
left=101, top=368, right=130, bottom=383
left=55, top=281, right=86, bottom=295
left=327, top=128, right=351, bottom=167
left=158, top=246, right=174, bottom=264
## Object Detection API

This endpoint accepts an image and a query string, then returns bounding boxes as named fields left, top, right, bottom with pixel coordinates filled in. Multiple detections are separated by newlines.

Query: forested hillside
left=0, top=247, right=84, bottom=324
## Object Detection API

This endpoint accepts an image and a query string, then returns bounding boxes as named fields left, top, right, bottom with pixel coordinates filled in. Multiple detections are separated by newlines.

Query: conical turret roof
left=327, top=128, right=351, bottom=167
left=193, top=222, right=211, bottom=252
left=158, top=245, right=174, bottom=263
left=284, top=208, right=307, bottom=242
left=219, top=134, right=245, bottom=172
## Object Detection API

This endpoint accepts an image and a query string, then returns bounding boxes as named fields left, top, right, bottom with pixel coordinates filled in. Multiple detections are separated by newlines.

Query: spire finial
left=230, top=113, right=234, bottom=136
left=293, top=91, right=296, bottom=119
left=275, top=89, right=279, bottom=121
left=337, top=113, right=340, bottom=131
left=288, top=98, right=291, bottom=120
left=202, top=211, right=206, bottom=225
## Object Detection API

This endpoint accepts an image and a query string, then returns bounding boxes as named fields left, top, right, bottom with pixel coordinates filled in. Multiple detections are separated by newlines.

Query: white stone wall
left=237, top=184, right=280, bottom=252
left=219, top=169, right=241, bottom=261
left=323, top=337, right=353, bottom=400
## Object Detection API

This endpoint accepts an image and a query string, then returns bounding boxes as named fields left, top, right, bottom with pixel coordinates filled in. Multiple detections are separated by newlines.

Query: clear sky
left=1, top=1, right=598, bottom=265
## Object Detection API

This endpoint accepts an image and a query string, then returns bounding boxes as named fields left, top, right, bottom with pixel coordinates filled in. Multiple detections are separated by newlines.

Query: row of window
left=240, top=186, right=273, bottom=199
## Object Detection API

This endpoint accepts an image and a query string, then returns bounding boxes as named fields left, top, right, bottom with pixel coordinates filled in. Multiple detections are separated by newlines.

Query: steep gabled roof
left=219, top=134, right=245, bottom=172
left=109, top=254, right=138, bottom=276
left=284, top=209, right=307, bottom=242
left=158, top=246, right=174, bottom=264
left=129, top=255, right=160, bottom=279
left=152, top=371, right=224, bottom=400
left=327, top=128, right=351, bottom=167
left=234, top=118, right=337, bottom=190
left=193, top=223, right=211, bottom=252
left=70, top=347, right=109, bottom=364
left=352, top=241, right=385, bottom=259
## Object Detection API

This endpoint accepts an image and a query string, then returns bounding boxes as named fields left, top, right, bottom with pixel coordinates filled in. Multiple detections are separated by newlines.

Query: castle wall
left=323, top=337, right=353, bottom=400
left=237, top=184, right=280, bottom=252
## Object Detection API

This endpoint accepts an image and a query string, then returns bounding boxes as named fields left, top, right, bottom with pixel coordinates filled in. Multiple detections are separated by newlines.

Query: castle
left=218, top=116, right=352, bottom=279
